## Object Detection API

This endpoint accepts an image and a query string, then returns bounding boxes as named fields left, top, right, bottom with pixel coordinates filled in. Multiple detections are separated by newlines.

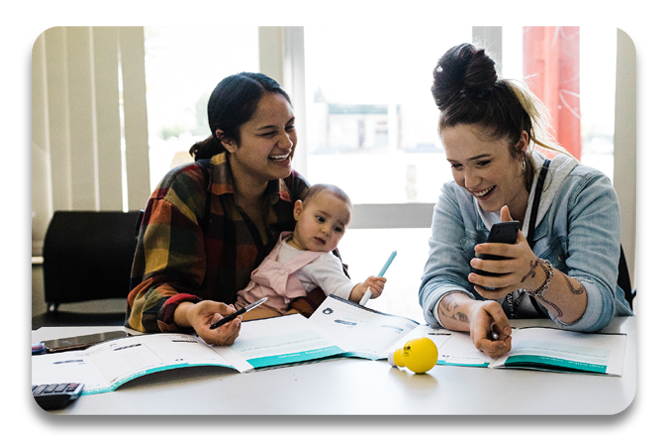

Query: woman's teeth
left=472, top=186, right=494, bottom=197
left=269, top=153, right=290, bottom=161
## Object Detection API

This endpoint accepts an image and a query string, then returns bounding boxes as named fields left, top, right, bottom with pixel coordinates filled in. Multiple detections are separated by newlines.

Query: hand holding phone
left=472, top=221, right=520, bottom=278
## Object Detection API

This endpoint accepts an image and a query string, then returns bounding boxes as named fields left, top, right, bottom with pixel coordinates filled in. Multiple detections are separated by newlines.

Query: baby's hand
left=363, top=276, right=387, bottom=299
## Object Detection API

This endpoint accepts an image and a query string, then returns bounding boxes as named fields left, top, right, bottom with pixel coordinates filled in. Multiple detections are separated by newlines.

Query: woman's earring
left=521, top=158, right=526, bottom=172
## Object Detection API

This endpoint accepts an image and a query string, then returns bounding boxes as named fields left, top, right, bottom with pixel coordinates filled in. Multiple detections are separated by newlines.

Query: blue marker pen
left=359, top=251, right=397, bottom=305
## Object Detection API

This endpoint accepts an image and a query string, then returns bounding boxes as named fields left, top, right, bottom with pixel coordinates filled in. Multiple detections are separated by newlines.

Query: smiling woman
left=217, top=93, right=297, bottom=193
left=419, top=43, right=633, bottom=360
left=441, top=125, right=529, bottom=225
left=126, top=73, right=314, bottom=345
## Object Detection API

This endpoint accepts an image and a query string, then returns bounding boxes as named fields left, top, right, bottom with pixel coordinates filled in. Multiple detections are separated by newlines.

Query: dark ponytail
left=189, top=72, right=292, bottom=161
left=432, top=43, right=562, bottom=192
left=432, top=43, right=530, bottom=144
left=432, top=43, right=572, bottom=171
left=431, top=43, right=498, bottom=112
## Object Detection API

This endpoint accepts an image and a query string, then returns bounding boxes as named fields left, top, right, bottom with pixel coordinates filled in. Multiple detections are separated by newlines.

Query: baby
left=235, top=184, right=386, bottom=315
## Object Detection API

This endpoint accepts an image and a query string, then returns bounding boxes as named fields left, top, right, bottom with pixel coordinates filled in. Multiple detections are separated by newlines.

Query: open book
left=32, top=296, right=420, bottom=395
left=32, top=296, right=627, bottom=395
left=309, top=297, right=627, bottom=376
left=490, top=327, right=626, bottom=375
left=32, top=313, right=344, bottom=395
left=420, top=325, right=627, bottom=376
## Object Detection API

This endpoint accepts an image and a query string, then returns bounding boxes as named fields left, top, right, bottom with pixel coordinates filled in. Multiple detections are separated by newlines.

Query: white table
left=31, top=316, right=636, bottom=415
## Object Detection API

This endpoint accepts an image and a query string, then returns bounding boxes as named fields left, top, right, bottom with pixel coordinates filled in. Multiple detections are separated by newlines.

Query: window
left=143, top=26, right=259, bottom=190
left=304, top=25, right=471, bottom=205
left=502, top=26, right=617, bottom=180
left=303, top=25, right=472, bottom=319
left=303, top=26, right=620, bottom=319
left=579, top=27, right=617, bottom=181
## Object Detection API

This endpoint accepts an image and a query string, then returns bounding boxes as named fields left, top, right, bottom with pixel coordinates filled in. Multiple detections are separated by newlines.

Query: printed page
left=212, top=314, right=348, bottom=371
left=490, top=327, right=627, bottom=376
left=308, top=296, right=420, bottom=360
left=33, top=350, right=110, bottom=394
left=86, top=333, right=237, bottom=392
left=32, top=333, right=238, bottom=395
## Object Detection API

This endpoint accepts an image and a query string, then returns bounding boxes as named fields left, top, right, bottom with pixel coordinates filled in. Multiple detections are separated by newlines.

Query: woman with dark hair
left=419, top=44, right=633, bottom=359
left=126, top=72, right=311, bottom=345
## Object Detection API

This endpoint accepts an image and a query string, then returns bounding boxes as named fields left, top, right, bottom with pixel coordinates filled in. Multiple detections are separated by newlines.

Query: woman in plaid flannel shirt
left=126, top=73, right=314, bottom=346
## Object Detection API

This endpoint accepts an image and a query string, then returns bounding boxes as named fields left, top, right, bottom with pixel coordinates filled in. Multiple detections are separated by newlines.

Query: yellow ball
left=402, top=337, right=438, bottom=374
left=391, top=348, right=405, bottom=368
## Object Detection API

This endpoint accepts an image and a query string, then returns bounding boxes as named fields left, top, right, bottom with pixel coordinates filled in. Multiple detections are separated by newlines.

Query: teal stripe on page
left=504, top=355, right=607, bottom=373
left=247, top=346, right=346, bottom=369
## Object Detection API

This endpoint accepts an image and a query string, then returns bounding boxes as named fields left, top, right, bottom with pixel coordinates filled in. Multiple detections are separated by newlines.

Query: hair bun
left=432, top=43, right=498, bottom=110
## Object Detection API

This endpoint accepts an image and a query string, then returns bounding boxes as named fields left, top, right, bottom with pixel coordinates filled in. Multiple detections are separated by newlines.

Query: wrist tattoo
left=443, top=294, right=459, bottom=312
left=521, top=260, right=539, bottom=283
left=438, top=295, right=469, bottom=325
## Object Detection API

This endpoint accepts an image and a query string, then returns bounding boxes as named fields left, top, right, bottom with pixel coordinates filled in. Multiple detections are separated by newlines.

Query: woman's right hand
left=176, top=300, right=242, bottom=346
left=468, top=300, right=513, bottom=359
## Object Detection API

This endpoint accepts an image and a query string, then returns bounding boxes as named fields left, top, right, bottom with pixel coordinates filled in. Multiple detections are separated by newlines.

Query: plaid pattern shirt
left=126, top=151, right=309, bottom=333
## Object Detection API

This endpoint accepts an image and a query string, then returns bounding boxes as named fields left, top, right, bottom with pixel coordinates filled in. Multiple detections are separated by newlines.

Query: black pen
left=209, top=297, right=268, bottom=330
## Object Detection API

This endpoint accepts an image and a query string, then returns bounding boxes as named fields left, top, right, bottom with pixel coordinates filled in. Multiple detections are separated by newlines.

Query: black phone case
left=472, top=221, right=520, bottom=277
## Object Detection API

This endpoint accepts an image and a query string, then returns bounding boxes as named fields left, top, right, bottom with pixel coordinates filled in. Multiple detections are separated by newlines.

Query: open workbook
left=32, top=296, right=627, bottom=395
left=426, top=325, right=627, bottom=376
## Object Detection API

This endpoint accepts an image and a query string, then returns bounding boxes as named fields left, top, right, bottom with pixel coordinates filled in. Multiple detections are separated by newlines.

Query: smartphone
left=42, top=330, right=130, bottom=353
left=472, top=221, right=520, bottom=278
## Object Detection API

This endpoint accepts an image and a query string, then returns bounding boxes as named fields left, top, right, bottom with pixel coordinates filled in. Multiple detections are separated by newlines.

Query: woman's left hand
left=468, top=206, right=543, bottom=299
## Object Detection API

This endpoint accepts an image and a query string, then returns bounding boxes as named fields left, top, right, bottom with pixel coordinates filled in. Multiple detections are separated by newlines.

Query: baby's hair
left=303, top=184, right=352, bottom=208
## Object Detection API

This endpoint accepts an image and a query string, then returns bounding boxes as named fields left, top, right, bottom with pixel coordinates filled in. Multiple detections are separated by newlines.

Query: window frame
left=271, top=26, right=635, bottom=280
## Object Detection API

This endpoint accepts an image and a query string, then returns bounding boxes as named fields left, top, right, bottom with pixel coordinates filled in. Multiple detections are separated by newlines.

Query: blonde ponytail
left=506, top=80, right=577, bottom=160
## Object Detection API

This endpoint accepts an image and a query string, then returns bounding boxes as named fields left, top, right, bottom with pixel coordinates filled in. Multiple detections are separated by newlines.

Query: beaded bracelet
left=526, top=259, right=554, bottom=299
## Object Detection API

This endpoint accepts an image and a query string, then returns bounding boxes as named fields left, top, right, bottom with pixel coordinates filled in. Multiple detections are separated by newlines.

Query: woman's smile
left=268, top=152, right=291, bottom=162
left=268, top=151, right=292, bottom=167
left=469, top=185, right=496, bottom=199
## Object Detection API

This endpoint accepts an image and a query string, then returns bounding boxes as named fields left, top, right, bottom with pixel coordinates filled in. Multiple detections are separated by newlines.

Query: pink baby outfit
left=236, top=232, right=326, bottom=313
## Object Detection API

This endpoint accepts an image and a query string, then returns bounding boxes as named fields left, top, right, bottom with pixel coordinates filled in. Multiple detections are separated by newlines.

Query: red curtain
left=523, top=26, right=581, bottom=159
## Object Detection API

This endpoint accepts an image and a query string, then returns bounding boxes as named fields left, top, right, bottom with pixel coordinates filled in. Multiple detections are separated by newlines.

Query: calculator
left=32, top=383, right=84, bottom=410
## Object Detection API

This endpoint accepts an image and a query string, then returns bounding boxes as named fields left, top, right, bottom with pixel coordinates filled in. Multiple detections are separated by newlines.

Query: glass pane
left=304, top=25, right=471, bottom=204
left=502, top=26, right=617, bottom=182
left=144, top=26, right=259, bottom=189
left=580, top=27, right=617, bottom=182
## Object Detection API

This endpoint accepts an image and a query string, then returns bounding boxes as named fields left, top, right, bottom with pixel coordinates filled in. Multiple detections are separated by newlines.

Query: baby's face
left=291, top=191, right=352, bottom=252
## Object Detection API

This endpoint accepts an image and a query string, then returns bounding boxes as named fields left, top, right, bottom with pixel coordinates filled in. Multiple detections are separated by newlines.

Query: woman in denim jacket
left=419, top=43, right=633, bottom=359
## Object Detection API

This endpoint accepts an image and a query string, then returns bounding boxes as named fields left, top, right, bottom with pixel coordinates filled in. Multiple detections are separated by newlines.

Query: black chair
left=32, top=210, right=143, bottom=328
left=618, top=246, right=636, bottom=311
